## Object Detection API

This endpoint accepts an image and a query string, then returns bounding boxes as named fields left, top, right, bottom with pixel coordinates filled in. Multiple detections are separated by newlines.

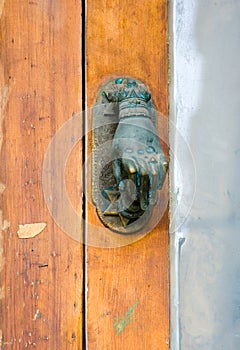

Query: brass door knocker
left=92, top=77, right=168, bottom=234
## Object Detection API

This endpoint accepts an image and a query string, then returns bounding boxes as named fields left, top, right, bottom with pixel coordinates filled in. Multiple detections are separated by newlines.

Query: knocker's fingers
left=149, top=162, right=159, bottom=205
left=113, top=159, right=123, bottom=185
left=122, top=158, right=138, bottom=189
left=157, top=162, right=167, bottom=189
left=138, top=160, right=150, bottom=211
left=140, top=174, right=150, bottom=211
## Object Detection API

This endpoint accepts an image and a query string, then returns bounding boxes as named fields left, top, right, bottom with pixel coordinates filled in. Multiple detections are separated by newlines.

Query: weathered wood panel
left=0, top=1, right=83, bottom=348
left=86, top=1, right=169, bottom=348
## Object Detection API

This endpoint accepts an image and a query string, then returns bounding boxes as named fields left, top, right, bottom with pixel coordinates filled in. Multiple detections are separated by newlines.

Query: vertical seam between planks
left=82, top=0, right=88, bottom=348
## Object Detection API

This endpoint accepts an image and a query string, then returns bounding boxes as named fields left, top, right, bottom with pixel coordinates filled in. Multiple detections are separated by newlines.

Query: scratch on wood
left=17, top=223, right=47, bottom=239
left=114, top=301, right=139, bottom=336
left=0, top=83, right=10, bottom=152
left=0, top=213, right=9, bottom=281
left=0, top=184, right=5, bottom=195
left=0, top=212, right=8, bottom=350
left=0, top=0, right=5, bottom=18
left=0, top=60, right=10, bottom=280
left=0, top=2, right=7, bottom=344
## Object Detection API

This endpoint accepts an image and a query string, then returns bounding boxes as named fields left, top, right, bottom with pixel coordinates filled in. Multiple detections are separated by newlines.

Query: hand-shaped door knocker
left=92, top=77, right=168, bottom=234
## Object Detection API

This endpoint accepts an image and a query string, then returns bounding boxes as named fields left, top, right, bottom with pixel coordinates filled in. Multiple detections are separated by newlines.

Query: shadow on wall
left=180, top=1, right=240, bottom=349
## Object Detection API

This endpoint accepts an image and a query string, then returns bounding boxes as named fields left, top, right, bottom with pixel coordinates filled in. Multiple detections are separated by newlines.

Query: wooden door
left=0, top=1, right=169, bottom=349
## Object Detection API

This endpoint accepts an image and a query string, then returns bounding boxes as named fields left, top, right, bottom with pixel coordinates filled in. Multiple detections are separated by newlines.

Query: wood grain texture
left=0, top=1, right=83, bottom=349
left=86, top=0, right=169, bottom=349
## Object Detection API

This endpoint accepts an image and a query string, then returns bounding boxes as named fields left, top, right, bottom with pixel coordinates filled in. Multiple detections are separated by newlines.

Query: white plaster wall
left=170, top=1, right=240, bottom=349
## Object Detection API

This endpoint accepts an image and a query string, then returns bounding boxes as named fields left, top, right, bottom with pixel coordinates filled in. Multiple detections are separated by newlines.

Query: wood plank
left=86, top=0, right=169, bottom=348
left=0, top=1, right=83, bottom=348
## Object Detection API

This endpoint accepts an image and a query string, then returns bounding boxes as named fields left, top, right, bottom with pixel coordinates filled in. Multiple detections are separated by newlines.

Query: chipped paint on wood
left=114, top=301, right=139, bottom=336
left=33, top=309, right=42, bottom=321
left=17, top=223, right=47, bottom=239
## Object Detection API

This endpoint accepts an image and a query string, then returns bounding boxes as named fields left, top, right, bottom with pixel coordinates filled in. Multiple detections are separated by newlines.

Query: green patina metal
left=92, top=77, right=168, bottom=234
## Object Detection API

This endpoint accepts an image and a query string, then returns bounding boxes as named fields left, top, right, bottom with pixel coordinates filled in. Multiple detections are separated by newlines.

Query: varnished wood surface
left=86, top=1, right=169, bottom=349
left=0, top=1, right=83, bottom=349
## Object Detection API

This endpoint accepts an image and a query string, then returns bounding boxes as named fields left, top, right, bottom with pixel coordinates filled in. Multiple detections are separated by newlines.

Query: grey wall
left=170, top=1, right=240, bottom=349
